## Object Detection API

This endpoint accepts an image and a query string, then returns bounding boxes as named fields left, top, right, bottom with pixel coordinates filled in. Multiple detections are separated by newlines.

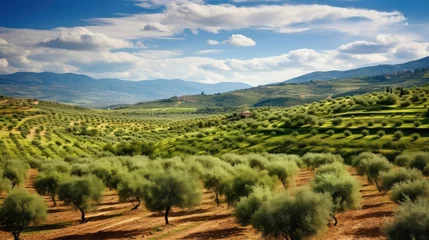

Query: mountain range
left=283, top=56, right=429, bottom=84
left=0, top=72, right=251, bottom=107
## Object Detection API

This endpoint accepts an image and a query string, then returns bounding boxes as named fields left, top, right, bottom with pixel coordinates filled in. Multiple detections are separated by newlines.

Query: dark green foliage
left=395, top=152, right=429, bottom=175
left=393, top=130, right=404, bottom=140
left=384, top=197, right=429, bottom=240
left=390, top=180, right=429, bottom=203
left=326, top=130, right=335, bottom=136
left=34, top=171, right=66, bottom=206
left=344, top=130, right=352, bottom=137
left=377, top=130, right=385, bottom=137
left=0, top=189, right=47, bottom=240
left=361, top=129, right=369, bottom=136
left=58, top=175, right=105, bottom=223
left=234, top=186, right=273, bottom=226
left=142, top=169, right=202, bottom=224
left=251, top=189, right=333, bottom=240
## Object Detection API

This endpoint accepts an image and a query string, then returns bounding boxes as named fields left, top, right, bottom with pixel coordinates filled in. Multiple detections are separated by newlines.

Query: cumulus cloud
left=207, top=39, right=219, bottom=45
left=86, top=2, right=407, bottom=39
left=38, top=27, right=131, bottom=51
left=0, top=58, right=8, bottom=68
left=223, top=34, right=256, bottom=47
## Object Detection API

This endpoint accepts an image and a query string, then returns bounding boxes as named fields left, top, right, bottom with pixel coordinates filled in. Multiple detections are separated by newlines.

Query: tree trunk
left=51, top=195, right=57, bottom=207
left=332, top=214, right=338, bottom=226
left=374, top=178, right=381, bottom=192
left=165, top=206, right=171, bottom=225
left=281, top=179, right=287, bottom=189
left=78, top=207, right=86, bottom=223
left=131, top=198, right=140, bottom=210
left=215, top=189, right=220, bottom=206
left=12, top=182, right=16, bottom=189
left=13, top=231, right=20, bottom=240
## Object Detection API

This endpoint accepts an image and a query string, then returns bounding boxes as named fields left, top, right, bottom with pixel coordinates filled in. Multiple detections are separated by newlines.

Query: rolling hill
left=127, top=66, right=429, bottom=110
left=0, top=72, right=251, bottom=108
left=283, top=56, right=429, bottom=84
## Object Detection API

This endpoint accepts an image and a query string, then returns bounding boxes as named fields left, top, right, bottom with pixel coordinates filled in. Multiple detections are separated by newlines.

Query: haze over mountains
left=283, top=57, right=429, bottom=84
left=0, top=57, right=428, bottom=108
left=0, top=72, right=251, bottom=107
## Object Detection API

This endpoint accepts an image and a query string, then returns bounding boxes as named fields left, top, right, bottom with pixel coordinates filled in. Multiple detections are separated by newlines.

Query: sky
left=0, top=0, right=429, bottom=86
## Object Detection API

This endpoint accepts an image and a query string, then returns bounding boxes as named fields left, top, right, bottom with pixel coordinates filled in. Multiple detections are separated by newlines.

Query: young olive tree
left=302, top=153, right=343, bottom=169
left=384, top=197, right=429, bottom=240
left=390, top=179, right=429, bottom=203
left=265, top=160, right=299, bottom=189
left=234, top=186, right=273, bottom=226
left=34, top=171, right=66, bottom=206
left=0, top=189, right=47, bottom=240
left=379, top=168, right=423, bottom=192
left=311, top=171, right=361, bottom=226
left=202, top=166, right=231, bottom=206
left=251, top=189, right=333, bottom=240
left=58, top=175, right=105, bottom=223
left=142, top=169, right=202, bottom=225
left=117, top=172, right=148, bottom=210
left=352, top=152, right=392, bottom=191
left=2, top=160, right=28, bottom=189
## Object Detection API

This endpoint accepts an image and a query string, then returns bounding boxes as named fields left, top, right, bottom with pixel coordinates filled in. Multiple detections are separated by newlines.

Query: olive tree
left=142, top=169, right=202, bottom=224
left=251, top=189, right=333, bottom=240
left=384, top=197, right=429, bottom=240
left=379, top=168, right=422, bottom=192
left=390, top=179, right=429, bottom=203
left=311, top=170, right=361, bottom=225
left=58, top=175, right=105, bottom=223
left=0, top=189, right=47, bottom=240
left=352, top=152, right=392, bottom=191
left=234, top=186, right=273, bottom=226
left=302, top=153, right=343, bottom=169
left=117, top=172, right=148, bottom=210
left=265, top=160, right=299, bottom=189
left=2, top=160, right=28, bottom=189
left=34, top=171, right=66, bottom=206
left=202, top=166, right=231, bottom=206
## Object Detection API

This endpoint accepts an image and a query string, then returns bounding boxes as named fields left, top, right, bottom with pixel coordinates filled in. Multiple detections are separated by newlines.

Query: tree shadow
left=179, top=213, right=230, bottom=223
left=180, top=227, right=245, bottom=239
left=352, top=211, right=393, bottom=220
left=24, top=221, right=73, bottom=233
left=351, top=226, right=384, bottom=238
left=150, top=208, right=210, bottom=218
left=53, top=229, right=145, bottom=240
left=86, top=212, right=123, bottom=222
left=361, top=202, right=389, bottom=210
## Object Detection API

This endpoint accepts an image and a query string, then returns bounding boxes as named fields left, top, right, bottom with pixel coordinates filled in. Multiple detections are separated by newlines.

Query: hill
left=126, top=66, right=429, bottom=110
left=0, top=72, right=251, bottom=108
left=283, top=56, right=429, bottom=83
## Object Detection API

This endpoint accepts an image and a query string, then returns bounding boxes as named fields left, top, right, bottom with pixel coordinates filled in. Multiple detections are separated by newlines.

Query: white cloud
left=85, top=2, right=407, bottom=39
left=207, top=39, right=219, bottom=45
left=0, top=59, right=8, bottom=68
left=141, top=22, right=171, bottom=32
left=38, top=27, right=131, bottom=51
left=133, top=50, right=184, bottom=59
left=194, top=49, right=224, bottom=55
left=223, top=34, right=256, bottom=47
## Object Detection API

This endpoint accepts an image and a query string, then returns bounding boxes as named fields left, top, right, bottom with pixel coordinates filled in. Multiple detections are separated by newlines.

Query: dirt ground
left=0, top=168, right=396, bottom=240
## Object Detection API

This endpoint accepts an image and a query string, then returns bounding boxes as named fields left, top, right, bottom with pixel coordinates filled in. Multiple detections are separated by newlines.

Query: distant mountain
left=282, top=56, right=429, bottom=84
left=0, top=72, right=251, bottom=107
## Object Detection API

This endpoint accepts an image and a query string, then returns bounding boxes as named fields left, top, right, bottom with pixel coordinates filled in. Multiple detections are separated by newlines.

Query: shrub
left=142, top=169, right=202, bottom=224
left=2, top=160, right=28, bottom=189
left=411, top=133, right=420, bottom=141
left=344, top=130, right=352, bottom=137
left=0, top=189, right=47, bottom=240
left=326, top=130, right=335, bottom=136
left=58, top=175, right=105, bottom=223
left=414, top=121, right=421, bottom=127
left=361, top=129, right=369, bottom=136
left=332, top=118, right=342, bottom=126
left=251, top=189, right=333, bottom=240
left=310, top=129, right=318, bottom=136
left=393, top=130, right=403, bottom=140
left=390, top=180, right=429, bottom=203
left=385, top=197, right=429, bottom=240
left=379, top=168, right=422, bottom=191
left=368, top=120, right=374, bottom=126
left=377, top=130, right=385, bottom=137
left=352, top=152, right=392, bottom=191
left=395, top=120, right=403, bottom=127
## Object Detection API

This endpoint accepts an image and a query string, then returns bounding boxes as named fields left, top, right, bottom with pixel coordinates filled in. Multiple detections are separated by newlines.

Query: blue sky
left=0, top=0, right=428, bottom=85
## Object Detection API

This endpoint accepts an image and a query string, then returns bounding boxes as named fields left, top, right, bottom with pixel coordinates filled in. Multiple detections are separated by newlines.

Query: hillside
left=0, top=72, right=251, bottom=108
left=126, top=66, right=429, bottom=110
left=283, top=56, right=429, bottom=83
